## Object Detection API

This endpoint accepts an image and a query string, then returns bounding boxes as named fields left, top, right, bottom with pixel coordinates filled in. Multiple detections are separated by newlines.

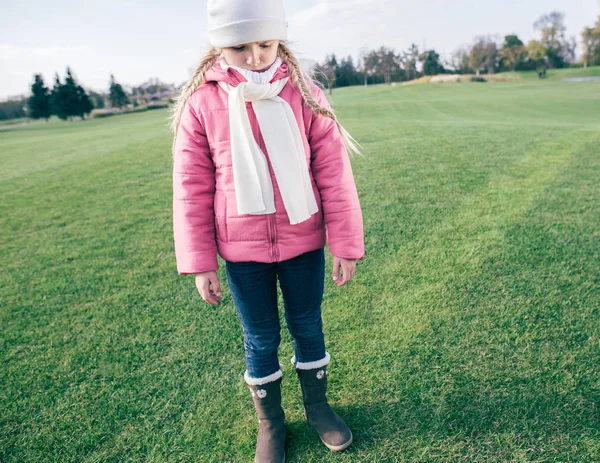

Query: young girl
left=170, top=1, right=364, bottom=461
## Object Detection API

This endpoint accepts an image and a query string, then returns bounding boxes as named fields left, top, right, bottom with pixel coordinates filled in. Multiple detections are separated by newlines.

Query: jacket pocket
left=226, top=215, right=270, bottom=242
left=224, top=194, right=270, bottom=242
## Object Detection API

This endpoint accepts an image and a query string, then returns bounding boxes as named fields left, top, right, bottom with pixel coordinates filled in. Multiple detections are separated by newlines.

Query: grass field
left=498, top=65, right=600, bottom=81
left=1, top=76, right=599, bottom=462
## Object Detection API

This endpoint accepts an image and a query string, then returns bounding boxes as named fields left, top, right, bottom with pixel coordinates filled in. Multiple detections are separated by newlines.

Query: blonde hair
left=169, top=41, right=361, bottom=156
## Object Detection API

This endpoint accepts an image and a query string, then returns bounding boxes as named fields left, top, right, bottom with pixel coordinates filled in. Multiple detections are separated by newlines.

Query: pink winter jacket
left=172, top=60, right=364, bottom=274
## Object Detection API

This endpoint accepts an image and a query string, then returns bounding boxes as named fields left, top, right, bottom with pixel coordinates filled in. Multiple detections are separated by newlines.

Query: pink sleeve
left=172, top=94, right=218, bottom=274
left=308, top=85, right=365, bottom=260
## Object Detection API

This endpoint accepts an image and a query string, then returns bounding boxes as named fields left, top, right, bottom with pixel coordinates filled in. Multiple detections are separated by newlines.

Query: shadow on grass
left=282, top=364, right=600, bottom=461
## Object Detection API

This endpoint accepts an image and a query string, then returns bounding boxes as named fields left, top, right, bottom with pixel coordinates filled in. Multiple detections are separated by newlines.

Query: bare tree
left=581, top=27, right=594, bottom=68
left=357, top=46, right=369, bottom=86
left=447, top=45, right=472, bottom=74
left=534, top=11, right=575, bottom=68
left=402, top=43, right=420, bottom=81
left=526, top=39, right=548, bottom=76
left=376, top=47, right=401, bottom=84
left=469, top=35, right=498, bottom=75
left=363, top=50, right=379, bottom=84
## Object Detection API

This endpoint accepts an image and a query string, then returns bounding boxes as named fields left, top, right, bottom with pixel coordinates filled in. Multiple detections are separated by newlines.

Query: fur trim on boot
left=293, top=355, right=353, bottom=452
left=245, top=369, right=286, bottom=463
left=290, top=352, right=330, bottom=370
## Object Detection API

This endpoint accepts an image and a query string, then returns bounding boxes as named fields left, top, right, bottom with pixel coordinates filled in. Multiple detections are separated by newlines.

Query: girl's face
left=222, top=40, right=280, bottom=72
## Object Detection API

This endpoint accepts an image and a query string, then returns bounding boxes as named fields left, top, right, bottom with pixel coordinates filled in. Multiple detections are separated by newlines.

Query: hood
left=204, top=60, right=290, bottom=87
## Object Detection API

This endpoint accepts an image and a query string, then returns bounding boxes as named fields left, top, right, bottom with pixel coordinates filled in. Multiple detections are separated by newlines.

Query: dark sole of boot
left=255, top=451, right=285, bottom=463
left=319, top=431, right=353, bottom=452
left=303, top=410, right=353, bottom=452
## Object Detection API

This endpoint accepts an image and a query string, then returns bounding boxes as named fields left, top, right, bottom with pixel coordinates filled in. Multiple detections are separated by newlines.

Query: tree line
left=1, top=69, right=172, bottom=122
left=24, top=69, right=134, bottom=122
left=313, top=12, right=600, bottom=90
left=1, top=10, right=598, bottom=121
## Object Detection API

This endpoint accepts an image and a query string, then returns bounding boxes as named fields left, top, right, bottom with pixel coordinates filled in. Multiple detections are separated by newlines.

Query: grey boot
left=247, top=375, right=286, bottom=463
left=294, top=360, right=353, bottom=451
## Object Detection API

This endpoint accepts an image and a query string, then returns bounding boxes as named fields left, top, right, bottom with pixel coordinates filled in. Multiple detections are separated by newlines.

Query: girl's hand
left=332, top=256, right=357, bottom=287
left=195, top=271, right=222, bottom=306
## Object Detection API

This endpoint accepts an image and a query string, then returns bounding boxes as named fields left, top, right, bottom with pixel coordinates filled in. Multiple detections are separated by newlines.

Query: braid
left=169, top=46, right=221, bottom=149
left=278, top=42, right=362, bottom=157
left=278, top=42, right=335, bottom=119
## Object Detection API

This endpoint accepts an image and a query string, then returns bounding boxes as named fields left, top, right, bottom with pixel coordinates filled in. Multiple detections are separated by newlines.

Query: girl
left=170, top=1, right=364, bottom=461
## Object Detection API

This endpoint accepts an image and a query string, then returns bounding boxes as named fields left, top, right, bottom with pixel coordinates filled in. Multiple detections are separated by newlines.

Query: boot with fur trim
left=291, top=353, right=352, bottom=451
left=245, top=367, right=286, bottom=463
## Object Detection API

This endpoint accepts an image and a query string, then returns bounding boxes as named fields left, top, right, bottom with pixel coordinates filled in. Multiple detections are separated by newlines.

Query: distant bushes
left=430, top=74, right=463, bottom=83
left=404, top=73, right=522, bottom=85
left=147, top=102, right=169, bottom=110
left=91, top=102, right=169, bottom=119
left=0, top=97, right=28, bottom=121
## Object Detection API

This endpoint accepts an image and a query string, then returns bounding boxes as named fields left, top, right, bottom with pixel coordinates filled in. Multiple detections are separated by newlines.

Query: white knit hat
left=207, top=0, right=288, bottom=48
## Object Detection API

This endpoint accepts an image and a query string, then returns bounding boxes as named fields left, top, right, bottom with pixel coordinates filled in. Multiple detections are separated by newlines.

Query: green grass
left=498, top=65, right=600, bottom=81
left=1, top=77, right=599, bottom=462
left=0, top=117, right=32, bottom=127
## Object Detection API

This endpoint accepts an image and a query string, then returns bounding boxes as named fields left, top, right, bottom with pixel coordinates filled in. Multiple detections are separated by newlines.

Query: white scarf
left=217, top=59, right=318, bottom=225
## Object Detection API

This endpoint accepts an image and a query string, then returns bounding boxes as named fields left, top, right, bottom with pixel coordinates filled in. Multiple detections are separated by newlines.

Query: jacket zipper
left=221, top=68, right=281, bottom=261
left=228, top=71, right=242, bottom=86
left=257, top=127, right=279, bottom=262
left=271, top=215, right=278, bottom=261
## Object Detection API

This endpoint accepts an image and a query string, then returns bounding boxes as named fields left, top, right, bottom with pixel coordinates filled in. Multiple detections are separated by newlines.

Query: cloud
left=0, top=44, right=89, bottom=60
left=291, top=0, right=393, bottom=31
left=290, top=1, right=329, bottom=27
left=287, top=0, right=408, bottom=60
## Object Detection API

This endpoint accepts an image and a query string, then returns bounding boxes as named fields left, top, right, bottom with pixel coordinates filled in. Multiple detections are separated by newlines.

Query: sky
left=1, top=0, right=598, bottom=99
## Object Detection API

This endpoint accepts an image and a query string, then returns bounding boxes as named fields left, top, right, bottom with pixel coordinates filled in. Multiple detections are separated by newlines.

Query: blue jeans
left=225, top=247, right=327, bottom=379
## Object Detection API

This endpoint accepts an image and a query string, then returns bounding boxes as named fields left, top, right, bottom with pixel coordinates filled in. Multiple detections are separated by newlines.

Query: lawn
left=497, top=65, right=600, bottom=81
left=1, top=76, right=599, bottom=462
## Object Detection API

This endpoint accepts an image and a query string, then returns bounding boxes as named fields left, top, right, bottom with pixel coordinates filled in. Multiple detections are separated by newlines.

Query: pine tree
left=61, top=68, right=81, bottom=120
left=109, top=74, right=130, bottom=108
left=76, top=84, right=93, bottom=119
left=28, top=74, right=51, bottom=120
left=50, top=73, right=69, bottom=121
left=419, top=50, right=444, bottom=76
left=336, top=56, right=359, bottom=87
left=56, top=68, right=93, bottom=120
